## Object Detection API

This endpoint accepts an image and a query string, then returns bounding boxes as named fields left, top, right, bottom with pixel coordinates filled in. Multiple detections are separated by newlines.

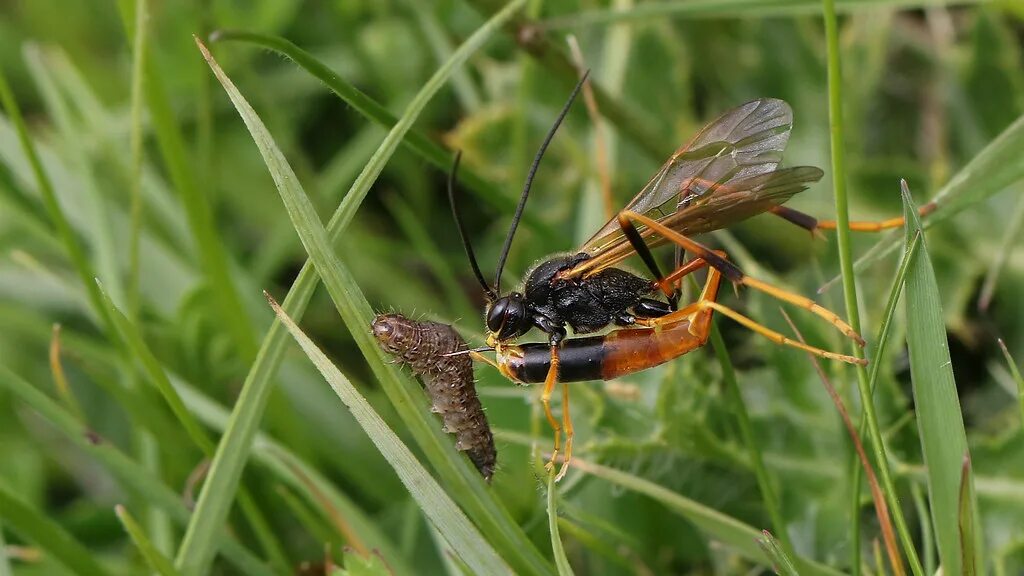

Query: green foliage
left=1, top=1, right=1023, bottom=574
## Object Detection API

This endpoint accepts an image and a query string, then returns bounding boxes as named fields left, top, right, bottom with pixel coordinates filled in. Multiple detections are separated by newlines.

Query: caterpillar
left=371, top=313, right=496, bottom=481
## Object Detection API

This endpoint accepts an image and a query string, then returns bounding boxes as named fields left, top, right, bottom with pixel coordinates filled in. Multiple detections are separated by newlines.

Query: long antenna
left=447, top=150, right=496, bottom=300
left=493, top=70, right=589, bottom=293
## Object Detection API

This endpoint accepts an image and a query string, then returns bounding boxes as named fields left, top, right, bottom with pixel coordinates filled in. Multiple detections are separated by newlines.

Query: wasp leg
left=637, top=265, right=864, bottom=365
left=770, top=202, right=938, bottom=233
left=555, top=380, right=573, bottom=482
left=540, top=344, right=563, bottom=475
left=619, top=210, right=865, bottom=348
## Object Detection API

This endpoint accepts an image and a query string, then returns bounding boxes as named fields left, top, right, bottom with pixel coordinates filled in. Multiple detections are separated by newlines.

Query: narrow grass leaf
left=901, top=180, right=975, bottom=574
left=0, top=64, right=115, bottom=336
left=0, top=366, right=274, bottom=576
left=115, top=0, right=259, bottom=361
left=567, top=457, right=845, bottom=576
left=996, top=340, right=1024, bottom=429
left=708, top=324, right=793, bottom=560
left=541, top=0, right=988, bottom=29
left=0, top=483, right=113, bottom=576
left=96, top=281, right=215, bottom=454
left=834, top=109, right=1024, bottom=284
left=208, top=29, right=553, bottom=236
left=958, top=457, right=977, bottom=576
left=188, top=3, right=552, bottom=573
left=546, top=474, right=575, bottom=576
left=98, top=284, right=290, bottom=571
left=756, top=531, right=799, bottom=576
left=268, top=295, right=513, bottom=576
left=115, top=505, right=182, bottom=576
left=0, top=523, right=12, bottom=576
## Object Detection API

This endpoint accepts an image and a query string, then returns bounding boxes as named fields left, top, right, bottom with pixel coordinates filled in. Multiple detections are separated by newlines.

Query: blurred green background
left=1, top=0, right=1024, bottom=574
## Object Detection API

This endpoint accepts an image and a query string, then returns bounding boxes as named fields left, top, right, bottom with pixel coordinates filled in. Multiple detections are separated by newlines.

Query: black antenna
left=493, top=70, right=590, bottom=294
left=448, top=150, right=496, bottom=300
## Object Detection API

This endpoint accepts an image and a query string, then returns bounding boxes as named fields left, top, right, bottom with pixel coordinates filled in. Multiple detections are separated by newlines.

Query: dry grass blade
left=779, top=309, right=905, bottom=576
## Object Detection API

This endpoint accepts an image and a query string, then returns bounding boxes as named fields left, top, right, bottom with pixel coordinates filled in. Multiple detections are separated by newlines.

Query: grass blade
left=566, top=457, right=844, bottom=575
left=546, top=473, right=575, bottom=576
left=0, top=483, right=113, bottom=576
left=0, top=366, right=274, bottom=576
left=267, top=295, right=513, bottom=575
left=756, top=531, right=799, bottom=576
left=958, top=457, right=977, bottom=576
left=825, top=108, right=1024, bottom=287
left=901, top=180, right=977, bottom=574
left=208, top=29, right=553, bottom=237
left=541, top=0, right=988, bottom=28
left=185, top=3, right=552, bottom=574
left=115, top=505, right=182, bottom=576
left=996, top=339, right=1024, bottom=428
left=0, top=63, right=115, bottom=336
left=115, top=0, right=258, bottom=361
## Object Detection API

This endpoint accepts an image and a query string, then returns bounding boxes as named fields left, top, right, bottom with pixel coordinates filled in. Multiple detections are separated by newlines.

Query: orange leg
left=555, top=381, right=573, bottom=481
left=771, top=202, right=938, bottom=233
left=634, top=258, right=866, bottom=365
left=540, top=345, right=563, bottom=475
left=620, top=210, right=865, bottom=349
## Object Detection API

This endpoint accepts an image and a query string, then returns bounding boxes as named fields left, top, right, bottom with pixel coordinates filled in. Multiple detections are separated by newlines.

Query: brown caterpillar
left=371, top=313, right=496, bottom=481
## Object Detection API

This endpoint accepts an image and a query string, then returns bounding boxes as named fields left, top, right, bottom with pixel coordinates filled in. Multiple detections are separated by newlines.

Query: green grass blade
left=0, top=521, right=12, bottom=576
left=756, top=531, right=800, bottom=576
left=208, top=29, right=552, bottom=237
left=268, top=296, right=513, bottom=575
left=176, top=382, right=416, bottom=576
left=996, top=340, right=1024, bottom=428
left=541, top=0, right=988, bottom=28
left=958, top=457, right=977, bottom=576
left=115, top=0, right=259, bottom=361
left=568, top=458, right=845, bottom=575
left=0, top=63, right=115, bottom=336
left=0, top=482, right=113, bottom=576
left=901, top=180, right=976, bottom=575
left=186, top=3, right=552, bottom=574
left=115, top=505, right=182, bottom=576
left=0, top=366, right=275, bottom=576
left=99, top=282, right=291, bottom=572
left=830, top=109, right=1024, bottom=286
left=708, top=323, right=794, bottom=561
left=96, top=281, right=216, bottom=454
left=546, top=474, right=575, bottom=576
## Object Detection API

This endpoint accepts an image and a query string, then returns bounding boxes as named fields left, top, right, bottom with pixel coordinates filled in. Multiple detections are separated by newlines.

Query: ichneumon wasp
left=447, top=73, right=931, bottom=480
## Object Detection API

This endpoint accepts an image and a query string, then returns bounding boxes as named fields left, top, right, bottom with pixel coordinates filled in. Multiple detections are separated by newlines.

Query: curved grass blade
left=541, top=0, right=988, bottom=29
left=115, top=505, right=182, bottom=576
left=821, top=108, right=1024, bottom=289
left=115, top=0, right=258, bottom=361
left=901, top=180, right=977, bottom=574
left=756, top=531, right=799, bottom=576
left=0, top=366, right=274, bottom=576
left=268, top=295, right=513, bottom=576
left=208, top=29, right=554, bottom=239
left=0, top=483, right=113, bottom=576
left=546, top=473, right=575, bottom=576
left=186, top=3, right=552, bottom=574
left=565, top=457, right=845, bottom=575
left=958, top=457, right=978, bottom=576
left=996, top=339, right=1024, bottom=427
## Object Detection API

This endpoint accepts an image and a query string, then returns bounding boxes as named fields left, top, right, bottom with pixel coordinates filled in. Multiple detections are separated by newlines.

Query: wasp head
left=486, top=292, right=531, bottom=342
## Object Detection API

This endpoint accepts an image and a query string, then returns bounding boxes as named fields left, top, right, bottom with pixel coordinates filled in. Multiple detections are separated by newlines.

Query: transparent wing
left=582, top=98, right=795, bottom=254
left=567, top=166, right=824, bottom=277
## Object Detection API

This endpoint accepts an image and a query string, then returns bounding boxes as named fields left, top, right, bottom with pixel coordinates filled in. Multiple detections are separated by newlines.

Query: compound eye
left=486, top=299, right=507, bottom=333
left=498, top=296, right=527, bottom=339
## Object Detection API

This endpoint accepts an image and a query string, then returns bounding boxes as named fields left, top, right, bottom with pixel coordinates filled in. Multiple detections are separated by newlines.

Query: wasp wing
left=582, top=98, right=795, bottom=254
left=568, top=166, right=824, bottom=277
